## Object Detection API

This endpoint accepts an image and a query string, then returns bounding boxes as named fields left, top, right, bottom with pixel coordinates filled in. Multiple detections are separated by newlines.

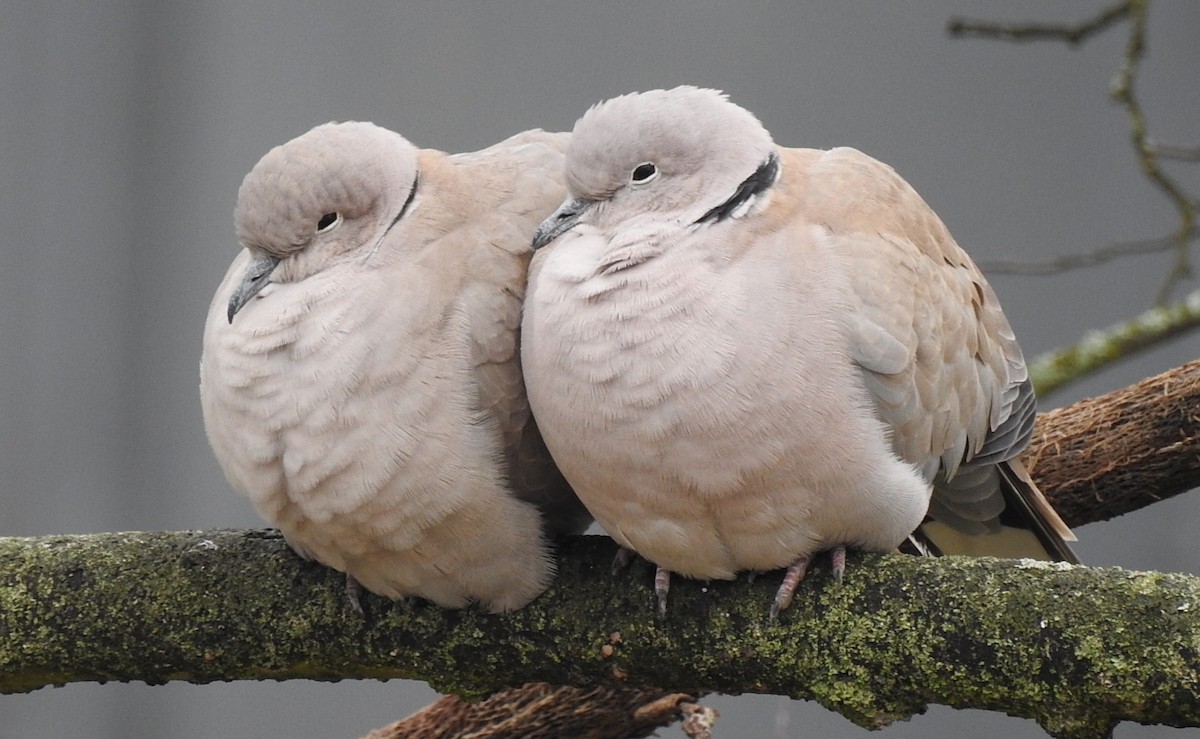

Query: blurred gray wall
left=2, top=2, right=1197, bottom=737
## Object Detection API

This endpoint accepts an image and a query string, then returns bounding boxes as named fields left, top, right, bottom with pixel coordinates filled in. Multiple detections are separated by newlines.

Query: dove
left=201, top=121, right=589, bottom=613
left=521, top=86, right=1076, bottom=620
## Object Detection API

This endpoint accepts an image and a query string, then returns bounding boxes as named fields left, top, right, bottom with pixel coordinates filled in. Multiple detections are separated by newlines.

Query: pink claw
left=768, top=546, right=850, bottom=622
left=654, top=565, right=671, bottom=620
left=769, top=556, right=810, bottom=622
left=830, top=545, right=847, bottom=584
left=345, top=573, right=365, bottom=616
left=612, top=546, right=636, bottom=575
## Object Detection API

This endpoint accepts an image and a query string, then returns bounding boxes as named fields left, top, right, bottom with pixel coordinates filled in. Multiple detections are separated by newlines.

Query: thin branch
left=947, top=2, right=1131, bottom=45
left=977, top=234, right=1183, bottom=276
left=1028, top=289, right=1200, bottom=397
left=949, top=1, right=1197, bottom=305
left=1148, top=140, right=1200, bottom=163
left=1108, top=0, right=1197, bottom=303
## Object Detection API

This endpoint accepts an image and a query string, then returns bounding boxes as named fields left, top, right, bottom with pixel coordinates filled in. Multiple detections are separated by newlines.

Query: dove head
left=227, top=122, right=419, bottom=320
left=533, top=87, right=777, bottom=249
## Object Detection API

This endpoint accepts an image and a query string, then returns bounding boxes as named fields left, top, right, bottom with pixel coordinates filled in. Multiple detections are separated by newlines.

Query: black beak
left=532, top=197, right=594, bottom=250
left=227, top=252, right=281, bottom=323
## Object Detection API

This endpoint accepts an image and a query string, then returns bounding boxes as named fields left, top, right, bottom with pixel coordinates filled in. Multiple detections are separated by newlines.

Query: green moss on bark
left=3, top=531, right=1199, bottom=737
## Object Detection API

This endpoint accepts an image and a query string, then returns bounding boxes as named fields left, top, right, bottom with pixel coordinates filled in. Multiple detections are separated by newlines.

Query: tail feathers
left=911, top=459, right=1078, bottom=564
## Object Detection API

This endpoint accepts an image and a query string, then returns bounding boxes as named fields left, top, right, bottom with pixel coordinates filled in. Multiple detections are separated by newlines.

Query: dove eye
left=630, top=162, right=658, bottom=186
left=316, top=212, right=341, bottom=233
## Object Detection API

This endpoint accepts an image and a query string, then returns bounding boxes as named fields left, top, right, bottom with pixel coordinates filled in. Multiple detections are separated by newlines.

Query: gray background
left=3, top=2, right=1198, bottom=737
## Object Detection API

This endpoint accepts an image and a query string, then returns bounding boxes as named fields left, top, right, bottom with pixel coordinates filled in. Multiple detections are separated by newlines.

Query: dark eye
left=316, top=212, right=341, bottom=233
left=630, top=162, right=658, bottom=185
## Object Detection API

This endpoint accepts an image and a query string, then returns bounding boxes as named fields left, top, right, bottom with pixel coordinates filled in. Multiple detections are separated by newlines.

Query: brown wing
left=794, top=146, right=1075, bottom=560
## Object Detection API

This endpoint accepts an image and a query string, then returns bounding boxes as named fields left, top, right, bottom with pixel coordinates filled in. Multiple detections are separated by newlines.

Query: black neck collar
left=389, top=172, right=420, bottom=230
left=694, top=151, right=779, bottom=225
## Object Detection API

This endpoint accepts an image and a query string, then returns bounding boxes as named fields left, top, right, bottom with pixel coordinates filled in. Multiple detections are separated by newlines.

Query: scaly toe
left=344, top=573, right=365, bottom=617
left=830, top=545, right=847, bottom=584
left=654, top=565, right=671, bottom=621
left=612, top=546, right=636, bottom=575
left=769, top=556, right=811, bottom=623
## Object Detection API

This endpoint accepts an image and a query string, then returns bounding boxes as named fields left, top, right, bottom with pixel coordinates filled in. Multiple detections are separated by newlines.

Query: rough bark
left=1023, top=358, right=1200, bottom=526
left=361, top=684, right=704, bottom=739
left=3, top=532, right=1200, bottom=737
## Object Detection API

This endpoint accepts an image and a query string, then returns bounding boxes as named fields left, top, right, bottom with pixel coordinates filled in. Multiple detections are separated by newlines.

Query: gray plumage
left=201, top=121, right=588, bottom=613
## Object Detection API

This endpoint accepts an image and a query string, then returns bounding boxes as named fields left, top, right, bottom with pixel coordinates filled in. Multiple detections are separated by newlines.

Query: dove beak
left=532, top=197, right=594, bottom=251
left=227, top=252, right=281, bottom=323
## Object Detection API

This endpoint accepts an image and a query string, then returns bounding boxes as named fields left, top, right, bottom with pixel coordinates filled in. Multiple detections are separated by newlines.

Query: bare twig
left=1108, top=0, right=1196, bottom=303
left=977, top=235, right=1183, bottom=275
left=1148, top=140, right=1200, bottom=163
left=947, top=2, right=1131, bottom=45
left=950, top=1, right=1197, bottom=306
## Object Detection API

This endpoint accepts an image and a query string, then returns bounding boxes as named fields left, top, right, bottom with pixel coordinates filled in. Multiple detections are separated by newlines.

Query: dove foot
left=612, top=546, right=636, bottom=575
left=769, top=556, right=810, bottom=622
left=654, top=565, right=671, bottom=620
left=830, top=545, right=846, bottom=583
left=609, top=548, right=672, bottom=619
left=768, top=545, right=848, bottom=622
left=345, top=573, right=365, bottom=616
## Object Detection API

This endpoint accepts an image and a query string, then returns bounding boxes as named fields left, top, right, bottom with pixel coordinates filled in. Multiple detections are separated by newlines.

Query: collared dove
left=201, top=121, right=589, bottom=613
left=522, top=86, right=1076, bottom=620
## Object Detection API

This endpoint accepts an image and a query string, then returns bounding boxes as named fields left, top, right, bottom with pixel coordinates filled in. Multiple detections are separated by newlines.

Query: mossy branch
left=1026, top=289, right=1200, bottom=398
left=1, top=361, right=1198, bottom=738
left=3, top=532, right=1200, bottom=738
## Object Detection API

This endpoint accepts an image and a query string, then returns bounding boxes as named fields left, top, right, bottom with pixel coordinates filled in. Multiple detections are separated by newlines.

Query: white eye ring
left=316, top=212, right=342, bottom=234
left=630, top=162, right=658, bottom=186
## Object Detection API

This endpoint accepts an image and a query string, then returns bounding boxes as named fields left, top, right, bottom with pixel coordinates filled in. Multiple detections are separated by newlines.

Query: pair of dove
left=201, top=85, right=1076, bottom=619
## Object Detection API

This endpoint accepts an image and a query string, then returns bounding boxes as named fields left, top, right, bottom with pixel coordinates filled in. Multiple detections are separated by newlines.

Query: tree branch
left=949, top=1, right=1197, bottom=304
left=4, top=530, right=1200, bottom=738
left=1025, top=358, right=1200, bottom=526
left=1027, top=290, right=1200, bottom=398
left=947, top=3, right=1131, bottom=46
left=976, top=235, right=1184, bottom=276
left=1148, top=141, right=1200, bottom=163
left=1, top=362, right=1197, bottom=738
left=1107, top=1, right=1196, bottom=303
left=360, top=685, right=710, bottom=739
left=2, top=364, right=1199, bottom=737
